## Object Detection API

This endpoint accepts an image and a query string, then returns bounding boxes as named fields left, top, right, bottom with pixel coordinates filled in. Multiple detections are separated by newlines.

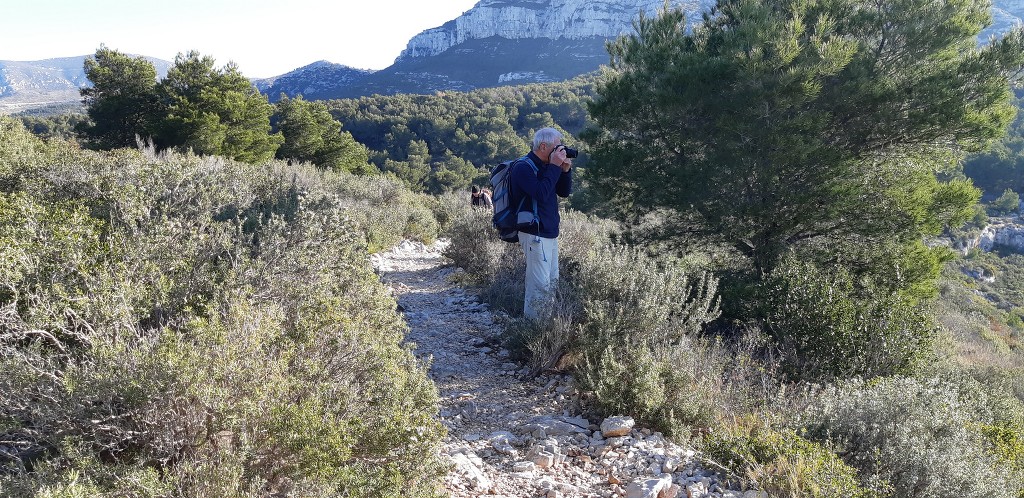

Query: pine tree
left=585, top=0, right=1024, bottom=291
left=78, top=46, right=160, bottom=150
left=274, top=95, right=370, bottom=173
left=154, top=51, right=282, bottom=163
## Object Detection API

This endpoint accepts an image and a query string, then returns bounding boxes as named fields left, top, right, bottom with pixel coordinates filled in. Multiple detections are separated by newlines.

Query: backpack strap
left=513, top=156, right=540, bottom=230
left=509, top=154, right=540, bottom=202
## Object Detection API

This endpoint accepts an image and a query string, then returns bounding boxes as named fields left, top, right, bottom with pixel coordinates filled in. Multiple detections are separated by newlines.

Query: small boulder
left=450, top=452, right=492, bottom=490
left=625, top=474, right=673, bottom=498
left=601, top=416, right=635, bottom=437
left=512, top=461, right=535, bottom=473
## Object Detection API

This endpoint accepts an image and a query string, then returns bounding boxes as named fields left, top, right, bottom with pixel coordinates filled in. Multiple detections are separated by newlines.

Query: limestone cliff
left=397, top=0, right=699, bottom=62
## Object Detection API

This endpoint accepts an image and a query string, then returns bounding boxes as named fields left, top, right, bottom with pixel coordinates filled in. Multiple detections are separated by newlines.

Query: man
left=471, top=185, right=493, bottom=208
left=510, top=127, right=573, bottom=319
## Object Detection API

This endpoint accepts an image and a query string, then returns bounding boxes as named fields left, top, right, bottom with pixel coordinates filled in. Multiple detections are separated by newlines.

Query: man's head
left=471, top=185, right=481, bottom=197
left=532, top=127, right=564, bottom=164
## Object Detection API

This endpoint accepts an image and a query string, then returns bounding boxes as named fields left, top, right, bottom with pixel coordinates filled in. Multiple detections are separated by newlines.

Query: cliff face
left=399, top=0, right=1024, bottom=64
left=979, top=220, right=1024, bottom=253
left=397, top=0, right=692, bottom=61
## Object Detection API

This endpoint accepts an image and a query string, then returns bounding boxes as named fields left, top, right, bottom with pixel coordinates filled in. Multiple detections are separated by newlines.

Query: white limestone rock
left=601, top=416, right=635, bottom=437
left=397, top=0, right=702, bottom=61
left=625, top=474, right=674, bottom=498
left=450, top=452, right=492, bottom=490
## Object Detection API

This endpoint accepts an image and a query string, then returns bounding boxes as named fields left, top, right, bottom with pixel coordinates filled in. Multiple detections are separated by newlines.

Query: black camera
left=558, top=145, right=579, bottom=158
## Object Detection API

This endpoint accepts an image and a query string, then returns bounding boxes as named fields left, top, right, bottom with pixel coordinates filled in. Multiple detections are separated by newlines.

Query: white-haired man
left=509, top=127, right=573, bottom=319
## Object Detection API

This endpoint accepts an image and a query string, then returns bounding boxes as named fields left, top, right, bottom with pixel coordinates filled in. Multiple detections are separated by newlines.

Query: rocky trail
left=371, top=241, right=763, bottom=498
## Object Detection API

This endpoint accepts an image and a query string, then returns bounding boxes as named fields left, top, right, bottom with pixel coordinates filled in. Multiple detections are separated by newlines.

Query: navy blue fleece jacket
left=509, top=150, right=573, bottom=238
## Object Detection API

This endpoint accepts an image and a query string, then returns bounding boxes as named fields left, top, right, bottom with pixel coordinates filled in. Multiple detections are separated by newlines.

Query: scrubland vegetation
left=0, top=118, right=447, bottom=496
left=445, top=206, right=1024, bottom=497
left=6, top=0, right=1024, bottom=496
left=442, top=0, right=1024, bottom=495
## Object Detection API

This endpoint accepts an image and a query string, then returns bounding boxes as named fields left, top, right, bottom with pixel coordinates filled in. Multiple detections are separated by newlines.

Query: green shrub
left=321, top=168, right=439, bottom=252
left=990, top=188, right=1021, bottom=216
left=444, top=207, right=729, bottom=435
left=973, top=368, right=1024, bottom=496
left=703, top=422, right=868, bottom=498
left=442, top=208, right=617, bottom=315
left=496, top=286, right=578, bottom=372
left=0, top=126, right=446, bottom=496
left=800, top=376, right=1022, bottom=498
left=571, top=244, right=722, bottom=435
left=983, top=422, right=1024, bottom=481
left=760, top=259, right=936, bottom=381
left=0, top=116, right=64, bottom=193
left=428, top=190, right=471, bottom=235
left=0, top=193, right=106, bottom=337
left=442, top=207, right=513, bottom=286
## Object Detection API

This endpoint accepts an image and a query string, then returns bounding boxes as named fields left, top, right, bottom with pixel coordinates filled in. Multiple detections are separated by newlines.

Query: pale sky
left=1, top=0, right=481, bottom=78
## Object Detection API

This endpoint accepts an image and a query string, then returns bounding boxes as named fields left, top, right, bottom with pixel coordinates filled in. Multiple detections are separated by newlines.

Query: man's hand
left=560, top=158, right=572, bottom=173
left=549, top=146, right=568, bottom=168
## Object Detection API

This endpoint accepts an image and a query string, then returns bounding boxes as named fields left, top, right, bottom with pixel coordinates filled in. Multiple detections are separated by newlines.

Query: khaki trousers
left=520, top=234, right=559, bottom=320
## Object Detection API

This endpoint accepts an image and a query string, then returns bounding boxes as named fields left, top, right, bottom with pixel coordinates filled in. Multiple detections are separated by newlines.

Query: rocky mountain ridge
left=396, top=0, right=681, bottom=60
left=0, top=56, right=170, bottom=114
left=4, top=0, right=1024, bottom=112
left=254, top=0, right=1024, bottom=100
left=252, top=61, right=374, bottom=102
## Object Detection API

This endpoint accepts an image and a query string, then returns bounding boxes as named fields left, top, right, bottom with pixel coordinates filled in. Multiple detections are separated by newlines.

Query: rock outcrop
left=397, top=0, right=680, bottom=61
left=979, top=220, right=1024, bottom=253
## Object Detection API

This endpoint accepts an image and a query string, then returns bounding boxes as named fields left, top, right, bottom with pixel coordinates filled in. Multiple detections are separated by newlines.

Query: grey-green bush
left=0, top=119, right=446, bottom=497
left=703, top=422, right=868, bottom=498
left=572, top=244, right=722, bottom=435
left=761, top=258, right=936, bottom=381
left=799, top=375, right=1022, bottom=498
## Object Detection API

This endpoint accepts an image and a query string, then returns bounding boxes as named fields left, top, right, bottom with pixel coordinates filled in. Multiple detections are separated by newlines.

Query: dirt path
left=372, top=241, right=759, bottom=498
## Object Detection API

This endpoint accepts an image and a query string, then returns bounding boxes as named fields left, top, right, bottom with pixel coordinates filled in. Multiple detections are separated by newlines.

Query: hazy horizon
left=0, top=0, right=480, bottom=78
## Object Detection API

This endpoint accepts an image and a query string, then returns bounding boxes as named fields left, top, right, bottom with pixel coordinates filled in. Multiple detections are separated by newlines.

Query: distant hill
left=291, top=36, right=613, bottom=100
left=257, top=0, right=682, bottom=100
left=0, top=55, right=170, bottom=115
left=4, top=0, right=1024, bottom=114
left=252, top=61, right=375, bottom=102
left=251, top=0, right=1024, bottom=101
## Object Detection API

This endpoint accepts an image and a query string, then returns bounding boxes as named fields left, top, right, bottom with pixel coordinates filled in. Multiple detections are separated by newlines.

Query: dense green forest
left=25, top=46, right=598, bottom=197
left=323, top=80, right=595, bottom=194
left=5, top=0, right=1024, bottom=495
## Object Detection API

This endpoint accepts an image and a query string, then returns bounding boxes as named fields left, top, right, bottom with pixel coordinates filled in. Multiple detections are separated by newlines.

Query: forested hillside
left=324, top=78, right=596, bottom=194
left=965, top=91, right=1024, bottom=199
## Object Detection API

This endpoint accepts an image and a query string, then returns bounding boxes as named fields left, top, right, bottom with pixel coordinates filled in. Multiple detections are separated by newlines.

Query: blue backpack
left=490, top=156, right=538, bottom=243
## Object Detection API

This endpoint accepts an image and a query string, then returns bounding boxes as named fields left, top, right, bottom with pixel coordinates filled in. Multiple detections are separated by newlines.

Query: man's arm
left=512, top=161, right=563, bottom=201
left=556, top=163, right=572, bottom=198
